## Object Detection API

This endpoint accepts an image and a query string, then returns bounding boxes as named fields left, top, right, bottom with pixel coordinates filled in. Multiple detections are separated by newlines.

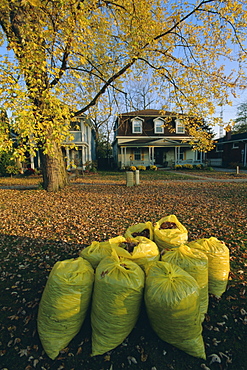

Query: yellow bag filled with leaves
left=91, top=251, right=145, bottom=356
left=116, top=236, right=160, bottom=268
left=188, top=237, right=230, bottom=297
left=154, top=215, right=188, bottom=250
left=37, top=257, right=94, bottom=360
left=124, top=221, right=154, bottom=240
left=161, top=245, right=208, bottom=321
left=79, top=235, right=126, bottom=269
left=144, top=261, right=206, bottom=359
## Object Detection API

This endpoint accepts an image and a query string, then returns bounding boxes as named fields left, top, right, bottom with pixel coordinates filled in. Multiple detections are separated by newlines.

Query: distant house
left=207, top=131, right=247, bottom=168
left=112, top=109, right=206, bottom=169
left=63, top=115, right=96, bottom=171
left=29, top=115, right=96, bottom=171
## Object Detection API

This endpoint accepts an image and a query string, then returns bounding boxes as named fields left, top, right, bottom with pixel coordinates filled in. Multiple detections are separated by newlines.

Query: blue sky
left=0, top=35, right=246, bottom=138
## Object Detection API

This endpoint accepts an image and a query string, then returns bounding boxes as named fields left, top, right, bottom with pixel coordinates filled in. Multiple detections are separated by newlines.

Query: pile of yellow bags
left=37, top=214, right=230, bottom=361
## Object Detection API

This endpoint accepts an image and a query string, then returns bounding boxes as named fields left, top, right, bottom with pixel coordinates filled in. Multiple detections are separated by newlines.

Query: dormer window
left=175, top=119, right=185, bottom=134
left=154, top=118, right=164, bottom=134
left=131, top=117, right=143, bottom=133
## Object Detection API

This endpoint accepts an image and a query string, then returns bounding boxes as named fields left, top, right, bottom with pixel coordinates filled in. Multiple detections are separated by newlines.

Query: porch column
left=244, top=143, right=247, bottom=167
left=37, top=151, right=41, bottom=169
left=149, top=146, right=154, bottom=165
left=88, top=129, right=92, bottom=161
left=30, top=155, right=35, bottom=169
left=65, top=147, right=70, bottom=169
left=174, top=147, right=178, bottom=164
left=124, top=146, right=127, bottom=166
left=120, top=146, right=124, bottom=167
left=149, top=147, right=151, bottom=165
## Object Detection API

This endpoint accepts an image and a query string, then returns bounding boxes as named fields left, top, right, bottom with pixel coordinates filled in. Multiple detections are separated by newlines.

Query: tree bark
left=40, top=143, right=68, bottom=192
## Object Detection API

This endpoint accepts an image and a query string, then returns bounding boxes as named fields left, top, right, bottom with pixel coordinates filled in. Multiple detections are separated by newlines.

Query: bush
left=182, top=164, right=193, bottom=170
left=24, top=168, right=35, bottom=176
left=6, top=165, right=19, bottom=176
left=150, top=165, right=157, bottom=171
left=137, top=165, right=146, bottom=171
left=0, top=152, right=19, bottom=176
left=129, top=166, right=136, bottom=171
left=174, top=164, right=182, bottom=170
left=85, top=160, right=98, bottom=173
left=194, top=164, right=203, bottom=170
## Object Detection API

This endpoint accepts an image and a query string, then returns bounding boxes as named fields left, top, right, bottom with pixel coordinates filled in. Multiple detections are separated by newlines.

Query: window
left=134, top=148, right=141, bottom=160
left=216, top=144, right=223, bottom=152
left=194, top=150, right=203, bottom=161
left=131, top=117, right=143, bottom=133
left=154, top=118, right=164, bottom=134
left=175, top=119, right=185, bottom=134
left=179, top=147, right=186, bottom=160
left=70, top=120, right=81, bottom=131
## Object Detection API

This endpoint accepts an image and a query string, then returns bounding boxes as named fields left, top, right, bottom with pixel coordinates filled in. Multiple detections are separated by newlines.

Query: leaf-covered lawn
left=0, top=172, right=246, bottom=370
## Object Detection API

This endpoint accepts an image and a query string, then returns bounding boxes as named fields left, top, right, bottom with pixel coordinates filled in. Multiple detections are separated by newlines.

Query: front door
left=154, top=148, right=164, bottom=165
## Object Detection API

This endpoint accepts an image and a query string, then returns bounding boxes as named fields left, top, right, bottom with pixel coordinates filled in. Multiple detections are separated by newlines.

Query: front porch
left=118, top=145, right=205, bottom=169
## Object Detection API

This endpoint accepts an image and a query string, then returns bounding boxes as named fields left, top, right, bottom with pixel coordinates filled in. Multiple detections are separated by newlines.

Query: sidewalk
left=169, top=169, right=247, bottom=182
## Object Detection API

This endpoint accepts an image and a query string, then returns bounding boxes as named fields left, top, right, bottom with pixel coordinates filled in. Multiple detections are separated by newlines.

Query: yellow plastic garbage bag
left=116, top=236, right=160, bottom=269
left=161, top=245, right=208, bottom=321
left=154, top=215, right=188, bottom=250
left=37, top=257, right=94, bottom=360
left=79, top=236, right=126, bottom=269
left=144, top=261, right=206, bottom=359
left=124, top=221, right=154, bottom=240
left=91, top=251, right=145, bottom=356
left=188, top=237, right=230, bottom=297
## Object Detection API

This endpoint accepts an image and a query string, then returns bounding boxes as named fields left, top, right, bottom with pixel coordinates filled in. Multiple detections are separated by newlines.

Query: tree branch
left=49, top=39, right=72, bottom=88
left=73, top=57, right=137, bottom=116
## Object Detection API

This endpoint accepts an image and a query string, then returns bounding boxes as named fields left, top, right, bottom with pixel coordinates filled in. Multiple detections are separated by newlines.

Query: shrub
left=194, top=164, right=203, bottom=170
left=137, top=165, right=146, bottom=171
left=150, top=165, right=157, bottom=171
left=85, top=160, right=98, bottom=173
left=24, top=168, right=35, bottom=176
left=174, top=165, right=182, bottom=170
left=129, top=166, right=136, bottom=171
left=5, top=165, right=19, bottom=176
left=0, top=152, right=19, bottom=176
left=182, top=164, right=193, bottom=170
left=204, top=166, right=214, bottom=171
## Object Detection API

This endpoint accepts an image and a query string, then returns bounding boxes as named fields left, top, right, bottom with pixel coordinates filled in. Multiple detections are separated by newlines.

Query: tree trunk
left=40, top=143, right=68, bottom=192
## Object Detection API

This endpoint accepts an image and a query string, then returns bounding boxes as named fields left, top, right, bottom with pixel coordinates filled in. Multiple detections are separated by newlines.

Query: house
left=30, top=115, right=96, bottom=171
left=207, top=131, right=247, bottom=168
left=62, top=115, right=96, bottom=171
left=112, top=109, right=206, bottom=169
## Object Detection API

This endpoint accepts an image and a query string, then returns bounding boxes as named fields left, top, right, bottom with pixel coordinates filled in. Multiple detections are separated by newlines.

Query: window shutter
left=141, top=150, right=144, bottom=161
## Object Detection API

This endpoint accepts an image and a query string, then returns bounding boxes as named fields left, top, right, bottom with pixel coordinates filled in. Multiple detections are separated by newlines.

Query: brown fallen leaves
left=0, top=174, right=246, bottom=369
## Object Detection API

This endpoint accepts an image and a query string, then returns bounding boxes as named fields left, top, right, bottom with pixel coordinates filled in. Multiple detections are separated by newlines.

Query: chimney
left=225, top=129, right=232, bottom=140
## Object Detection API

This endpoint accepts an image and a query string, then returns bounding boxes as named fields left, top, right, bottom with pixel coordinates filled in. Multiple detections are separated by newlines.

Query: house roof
left=119, top=109, right=178, bottom=117
left=118, top=138, right=190, bottom=147
left=218, top=131, right=247, bottom=143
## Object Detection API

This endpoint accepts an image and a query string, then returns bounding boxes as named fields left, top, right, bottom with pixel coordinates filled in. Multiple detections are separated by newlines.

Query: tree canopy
left=0, top=0, right=247, bottom=190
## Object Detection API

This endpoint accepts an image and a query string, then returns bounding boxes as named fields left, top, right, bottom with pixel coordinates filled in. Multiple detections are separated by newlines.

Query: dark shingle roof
left=120, top=109, right=176, bottom=117
left=218, top=131, right=247, bottom=143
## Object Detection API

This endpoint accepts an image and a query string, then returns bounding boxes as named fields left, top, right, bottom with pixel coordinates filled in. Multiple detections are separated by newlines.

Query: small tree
left=232, top=103, right=247, bottom=134
left=0, top=151, right=19, bottom=176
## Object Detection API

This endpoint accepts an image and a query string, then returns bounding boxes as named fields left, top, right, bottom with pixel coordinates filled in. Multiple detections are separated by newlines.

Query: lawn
left=0, top=171, right=246, bottom=370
